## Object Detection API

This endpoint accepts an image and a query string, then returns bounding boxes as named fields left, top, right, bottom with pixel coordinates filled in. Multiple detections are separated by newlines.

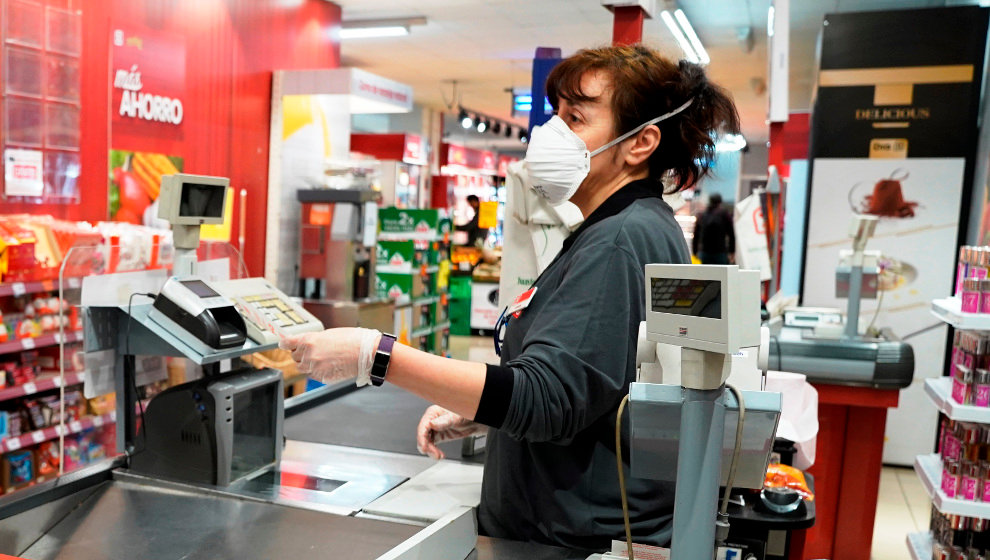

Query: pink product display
left=938, top=420, right=990, bottom=503
left=955, top=246, right=990, bottom=306
left=950, top=331, right=990, bottom=406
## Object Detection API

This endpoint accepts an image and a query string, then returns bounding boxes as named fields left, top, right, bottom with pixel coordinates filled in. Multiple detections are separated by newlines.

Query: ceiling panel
left=333, top=0, right=974, bottom=146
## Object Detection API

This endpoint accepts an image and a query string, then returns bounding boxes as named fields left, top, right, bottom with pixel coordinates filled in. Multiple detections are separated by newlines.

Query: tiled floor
left=448, top=336, right=933, bottom=558
left=873, top=466, right=931, bottom=559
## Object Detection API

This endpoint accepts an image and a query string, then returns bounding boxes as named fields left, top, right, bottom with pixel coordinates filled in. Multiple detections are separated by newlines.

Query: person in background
left=455, top=194, right=489, bottom=247
left=692, top=192, right=735, bottom=264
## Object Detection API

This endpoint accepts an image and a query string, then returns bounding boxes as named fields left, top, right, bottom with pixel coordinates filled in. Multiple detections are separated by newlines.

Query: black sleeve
left=473, top=364, right=514, bottom=428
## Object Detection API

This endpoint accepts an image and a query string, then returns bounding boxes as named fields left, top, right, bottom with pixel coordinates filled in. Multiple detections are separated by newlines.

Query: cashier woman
left=282, top=44, right=740, bottom=551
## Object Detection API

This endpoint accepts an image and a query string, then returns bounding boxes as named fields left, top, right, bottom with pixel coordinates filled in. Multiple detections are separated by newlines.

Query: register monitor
left=157, top=173, right=229, bottom=250
left=645, top=264, right=761, bottom=354
left=130, top=368, right=284, bottom=487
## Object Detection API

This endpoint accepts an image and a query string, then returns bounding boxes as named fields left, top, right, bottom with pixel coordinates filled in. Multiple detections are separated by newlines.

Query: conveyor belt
left=284, top=384, right=484, bottom=462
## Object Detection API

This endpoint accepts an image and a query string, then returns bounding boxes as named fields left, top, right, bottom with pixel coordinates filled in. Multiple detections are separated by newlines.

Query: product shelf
left=0, top=411, right=114, bottom=453
left=931, top=297, right=990, bottom=330
left=410, top=321, right=452, bottom=339
left=906, top=532, right=932, bottom=560
left=0, top=331, right=83, bottom=356
left=0, top=277, right=82, bottom=298
left=0, top=372, right=86, bottom=404
left=915, top=453, right=990, bottom=518
left=923, top=377, right=990, bottom=423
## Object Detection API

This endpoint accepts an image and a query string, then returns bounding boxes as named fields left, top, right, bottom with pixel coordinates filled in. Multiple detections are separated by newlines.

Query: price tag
left=53, top=332, right=63, bottom=344
left=11, top=283, right=25, bottom=297
left=21, top=338, right=35, bottom=350
left=69, top=421, right=82, bottom=432
left=6, top=438, right=21, bottom=451
left=22, top=382, right=36, bottom=395
left=31, top=431, right=45, bottom=443
left=54, top=425, right=65, bottom=436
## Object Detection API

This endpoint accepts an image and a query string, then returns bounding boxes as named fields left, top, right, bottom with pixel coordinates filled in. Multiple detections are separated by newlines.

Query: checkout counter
left=0, top=175, right=587, bottom=560
left=0, top=176, right=800, bottom=559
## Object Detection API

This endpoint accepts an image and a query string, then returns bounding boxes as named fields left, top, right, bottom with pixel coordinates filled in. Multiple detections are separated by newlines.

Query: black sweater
left=476, top=179, right=690, bottom=550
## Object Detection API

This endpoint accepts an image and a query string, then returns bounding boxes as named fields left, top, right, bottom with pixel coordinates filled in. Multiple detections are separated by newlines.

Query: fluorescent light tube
left=340, top=26, right=408, bottom=39
left=674, top=9, right=710, bottom=65
left=660, top=10, right=699, bottom=64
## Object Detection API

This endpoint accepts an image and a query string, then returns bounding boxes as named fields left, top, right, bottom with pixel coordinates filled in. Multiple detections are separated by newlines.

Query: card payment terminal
left=149, top=278, right=248, bottom=354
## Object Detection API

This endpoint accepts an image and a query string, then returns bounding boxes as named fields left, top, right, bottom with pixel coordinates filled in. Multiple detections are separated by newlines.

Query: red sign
left=441, top=143, right=497, bottom=174
left=403, top=134, right=425, bottom=165
left=12, top=165, right=38, bottom=180
left=111, top=27, right=186, bottom=147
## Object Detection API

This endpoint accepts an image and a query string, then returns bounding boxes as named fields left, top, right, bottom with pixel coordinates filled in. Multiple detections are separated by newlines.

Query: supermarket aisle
left=873, top=466, right=930, bottom=559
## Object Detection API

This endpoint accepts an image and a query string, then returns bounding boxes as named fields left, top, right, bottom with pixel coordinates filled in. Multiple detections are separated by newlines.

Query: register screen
left=650, top=278, right=722, bottom=319
left=230, top=383, right=277, bottom=480
left=179, top=183, right=225, bottom=218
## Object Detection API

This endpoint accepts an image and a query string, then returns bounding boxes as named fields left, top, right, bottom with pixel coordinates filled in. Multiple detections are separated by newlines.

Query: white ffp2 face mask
left=524, top=98, right=693, bottom=205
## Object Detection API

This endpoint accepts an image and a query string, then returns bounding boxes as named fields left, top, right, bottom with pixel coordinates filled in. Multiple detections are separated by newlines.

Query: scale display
left=650, top=278, right=721, bottom=319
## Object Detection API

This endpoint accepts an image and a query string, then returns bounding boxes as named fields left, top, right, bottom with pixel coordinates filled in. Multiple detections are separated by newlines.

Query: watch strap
left=370, top=333, right=396, bottom=386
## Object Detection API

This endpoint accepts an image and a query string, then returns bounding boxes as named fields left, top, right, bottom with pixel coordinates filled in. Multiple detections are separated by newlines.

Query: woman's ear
left=624, top=125, right=661, bottom=167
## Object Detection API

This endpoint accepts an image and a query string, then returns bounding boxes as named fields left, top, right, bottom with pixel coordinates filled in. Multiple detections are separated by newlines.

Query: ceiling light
left=519, top=130, right=528, bottom=144
left=459, top=109, right=473, bottom=129
left=716, top=133, right=747, bottom=152
left=340, top=26, right=408, bottom=39
left=673, top=10, right=710, bottom=65
left=477, top=119, right=488, bottom=133
left=340, top=16, right=426, bottom=40
left=660, top=10, right=700, bottom=64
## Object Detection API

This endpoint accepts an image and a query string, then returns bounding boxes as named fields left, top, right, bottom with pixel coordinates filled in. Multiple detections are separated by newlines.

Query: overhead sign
left=111, top=27, right=186, bottom=141
left=350, top=68, right=413, bottom=113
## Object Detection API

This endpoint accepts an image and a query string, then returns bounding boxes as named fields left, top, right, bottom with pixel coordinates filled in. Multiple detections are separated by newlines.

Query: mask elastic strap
left=589, top=98, right=694, bottom=157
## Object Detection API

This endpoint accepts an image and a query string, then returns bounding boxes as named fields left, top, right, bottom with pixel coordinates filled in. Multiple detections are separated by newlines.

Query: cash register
left=128, top=174, right=323, bottom=487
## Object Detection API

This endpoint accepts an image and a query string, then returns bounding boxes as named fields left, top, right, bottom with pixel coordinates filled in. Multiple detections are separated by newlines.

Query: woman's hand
left=416, top=405, right=486, bottom=460
left=279, top=328, right=381, bottom=386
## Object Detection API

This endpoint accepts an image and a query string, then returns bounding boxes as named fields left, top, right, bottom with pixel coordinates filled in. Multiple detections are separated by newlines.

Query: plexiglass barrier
left=16, top=239, right=251, bottom=481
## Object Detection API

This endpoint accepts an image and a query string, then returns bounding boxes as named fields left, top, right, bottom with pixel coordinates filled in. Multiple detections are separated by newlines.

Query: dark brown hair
left=545, top=44, right=740, bottom=192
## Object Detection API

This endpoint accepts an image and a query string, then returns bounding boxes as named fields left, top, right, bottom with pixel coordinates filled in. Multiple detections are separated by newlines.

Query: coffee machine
left=296, top=188, right=393, bottom=332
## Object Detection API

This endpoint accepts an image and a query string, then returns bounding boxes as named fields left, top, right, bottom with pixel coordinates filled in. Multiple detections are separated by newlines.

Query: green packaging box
left=379, top=208, right=441, bottom=237
left=375, top=272, right=425, bottom=302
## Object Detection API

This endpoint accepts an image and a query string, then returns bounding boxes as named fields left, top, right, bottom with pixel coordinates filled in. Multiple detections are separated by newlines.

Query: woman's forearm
left=385, top=342, right=488, bottom=421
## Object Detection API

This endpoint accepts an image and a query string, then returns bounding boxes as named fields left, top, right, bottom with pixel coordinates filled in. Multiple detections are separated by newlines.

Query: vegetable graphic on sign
left=108, top=150, right=183, bottom=224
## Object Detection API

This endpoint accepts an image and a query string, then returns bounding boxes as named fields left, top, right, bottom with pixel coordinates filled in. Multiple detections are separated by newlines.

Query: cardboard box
left=376, top=272, right=425, bottom=303
left=376, top=240, right=440, bottom=273
left=378, top=208, right=440, bottom=237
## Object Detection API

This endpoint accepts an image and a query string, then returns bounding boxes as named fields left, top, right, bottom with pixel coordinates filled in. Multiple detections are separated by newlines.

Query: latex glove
left=279, top=328, right=381, bottom=386
left=416, top=405, right=486, bottom=460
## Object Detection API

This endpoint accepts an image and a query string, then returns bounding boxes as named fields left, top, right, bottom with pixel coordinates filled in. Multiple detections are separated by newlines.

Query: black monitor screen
left=180, top=280, right=219, bottom=299
left=230, top=383, right=277, bottom=480
left=650, top=278, right=722, bottom=319
left=179, top=183, right=225, bottom=218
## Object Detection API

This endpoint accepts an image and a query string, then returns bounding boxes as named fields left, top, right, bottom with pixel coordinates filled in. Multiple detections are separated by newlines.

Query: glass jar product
left=957, top=246, right=972, bottom=297
left=962, top=462, right=981, bottom=500
left=976, top=369, right=990, bottom=407
left=954, top=365, right=974, bottom=405
left=944, top=459, right=962, bottom=498
left=963, top=279, right=982, bottom=313
left=982, top=461, right=990, bottom=501
left=973, top=248, right=989, bottom=280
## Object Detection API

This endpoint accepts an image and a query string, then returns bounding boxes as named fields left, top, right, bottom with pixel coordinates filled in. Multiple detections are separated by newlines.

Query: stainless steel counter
left=23, top=479, right=422, bottom=560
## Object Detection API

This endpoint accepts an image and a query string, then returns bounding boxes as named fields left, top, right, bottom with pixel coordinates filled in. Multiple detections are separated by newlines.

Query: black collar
left=560, top=178, right=663, bottom=254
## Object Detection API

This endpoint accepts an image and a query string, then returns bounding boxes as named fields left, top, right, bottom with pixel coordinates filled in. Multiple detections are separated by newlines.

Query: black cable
left=126, top=292, right=156, bottom=454
left=901, top=322, right=945, bottom=342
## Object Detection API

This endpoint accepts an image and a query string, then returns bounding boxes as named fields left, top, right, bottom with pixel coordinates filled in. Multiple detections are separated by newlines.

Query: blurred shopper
left=692, top=193, right=735, bottom=264
left=455, top=194, right=489, bottom=247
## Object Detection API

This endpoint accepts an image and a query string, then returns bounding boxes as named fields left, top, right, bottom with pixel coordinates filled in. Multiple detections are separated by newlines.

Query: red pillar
left=612, top=6, right=645, bottom=46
